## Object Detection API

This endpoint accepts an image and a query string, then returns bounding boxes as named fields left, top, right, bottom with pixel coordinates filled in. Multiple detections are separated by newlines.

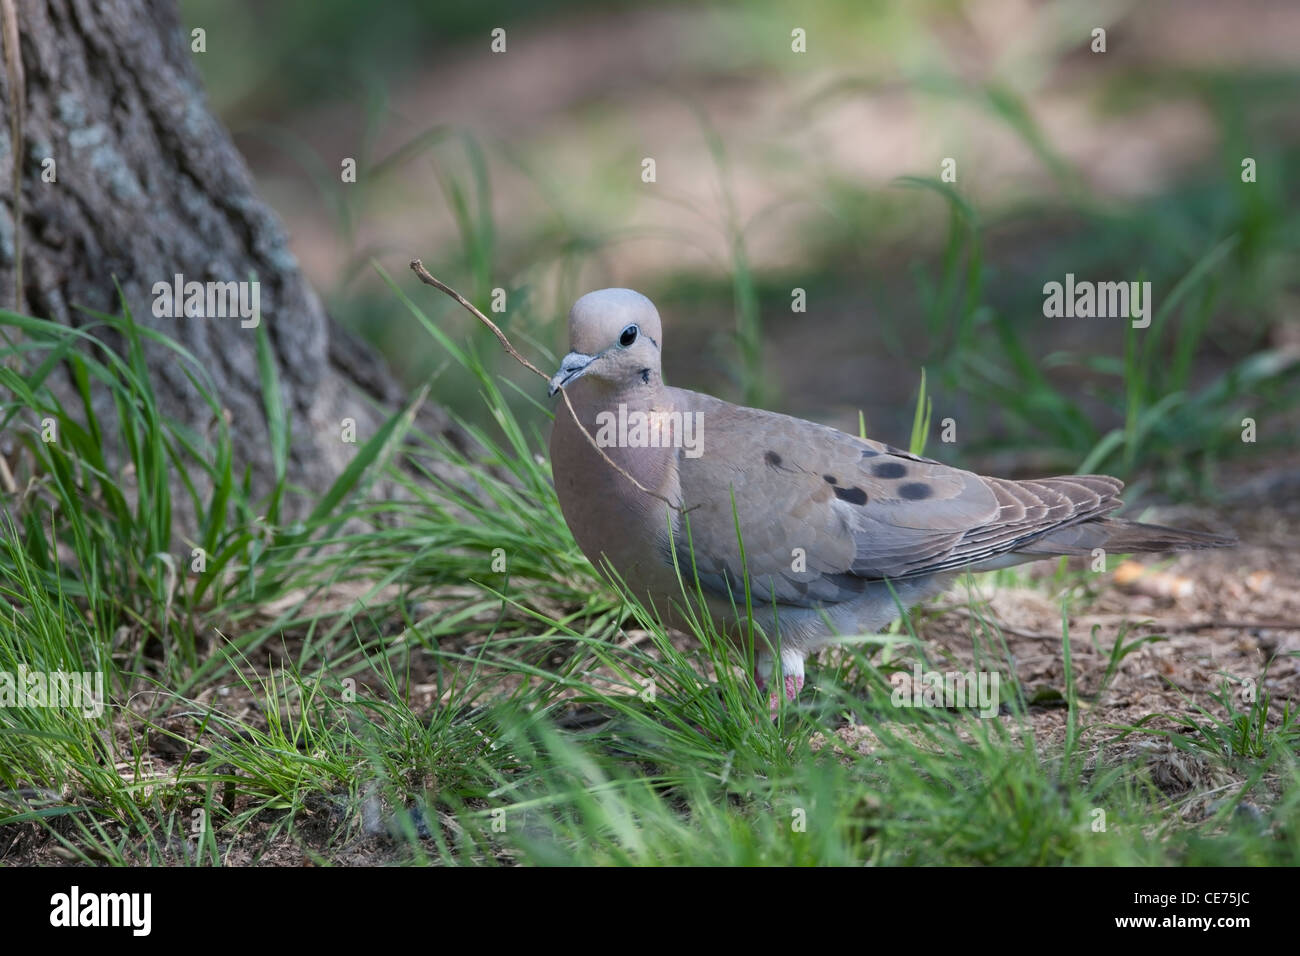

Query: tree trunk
left=0, top=0, right=455, bottom=515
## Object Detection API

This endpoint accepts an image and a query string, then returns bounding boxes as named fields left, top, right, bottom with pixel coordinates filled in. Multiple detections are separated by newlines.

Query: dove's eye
left=619, top=324, right=639, bottom=348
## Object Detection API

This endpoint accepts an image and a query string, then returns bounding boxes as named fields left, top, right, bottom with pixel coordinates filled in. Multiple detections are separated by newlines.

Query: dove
left=547, top=289, right=1235, bottom=712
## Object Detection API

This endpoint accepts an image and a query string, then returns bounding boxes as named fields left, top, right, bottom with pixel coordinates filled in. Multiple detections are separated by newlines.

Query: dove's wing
left=671, top=392, right=1122, bottom=607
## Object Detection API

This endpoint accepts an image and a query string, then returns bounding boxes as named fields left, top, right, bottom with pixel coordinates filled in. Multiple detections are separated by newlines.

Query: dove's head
left=548, top=289, right=664, bottom=396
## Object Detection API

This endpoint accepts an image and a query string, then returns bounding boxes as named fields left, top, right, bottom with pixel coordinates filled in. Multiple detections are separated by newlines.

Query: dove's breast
left=548, top=384, right=688, bottom=605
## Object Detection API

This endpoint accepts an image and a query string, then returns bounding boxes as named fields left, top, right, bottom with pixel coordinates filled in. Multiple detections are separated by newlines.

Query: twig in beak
left=409, top=259, right=685, bottom=513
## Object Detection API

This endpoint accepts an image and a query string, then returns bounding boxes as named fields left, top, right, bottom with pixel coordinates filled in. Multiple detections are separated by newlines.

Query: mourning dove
left=547, top=289, right=1234, bottom=711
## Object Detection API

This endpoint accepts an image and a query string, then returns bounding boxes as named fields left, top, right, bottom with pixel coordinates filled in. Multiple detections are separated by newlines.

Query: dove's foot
left=765, top=674, right=805, bottom=720
left=755, top=654, right=806, bottom=720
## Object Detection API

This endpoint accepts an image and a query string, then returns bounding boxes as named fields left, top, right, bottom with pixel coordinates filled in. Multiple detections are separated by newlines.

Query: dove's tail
left=1019, top=517, right=1237, bottom=556
left=1095, top=518, right=1237, bottom=552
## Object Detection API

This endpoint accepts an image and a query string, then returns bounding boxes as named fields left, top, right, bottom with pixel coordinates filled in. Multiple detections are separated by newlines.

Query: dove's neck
left=565, top=374, right=665, bottom=425
left=554, top=374, right=682, bottom=496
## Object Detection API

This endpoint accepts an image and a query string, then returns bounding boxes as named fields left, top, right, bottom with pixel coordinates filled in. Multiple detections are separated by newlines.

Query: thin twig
left=1060, top=613, right=1299, bottom=632
left=1165, top=619, right=1299, bottom=631
left=410, top=260, right=549, bottom=380
left=943, top=606, right=1298, bottom=640
left=409, top=259, right=686, bottom=513
left=941, top=608, right=1060, bottom=640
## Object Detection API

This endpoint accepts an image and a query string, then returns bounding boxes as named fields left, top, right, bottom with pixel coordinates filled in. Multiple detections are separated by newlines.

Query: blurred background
left=178, top=0, right=1300, bottom=500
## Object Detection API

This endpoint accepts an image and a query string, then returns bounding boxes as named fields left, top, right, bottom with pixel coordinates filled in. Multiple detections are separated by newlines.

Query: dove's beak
left=548, top=351, right=595, bottom=397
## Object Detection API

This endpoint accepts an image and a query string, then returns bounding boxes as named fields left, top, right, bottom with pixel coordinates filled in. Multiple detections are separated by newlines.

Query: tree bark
left=0, top=0, right=456, bottom=515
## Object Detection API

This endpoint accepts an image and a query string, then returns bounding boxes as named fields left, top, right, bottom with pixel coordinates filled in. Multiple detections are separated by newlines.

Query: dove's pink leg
left=765, top=675, right=805, bottom=719
left=755, top=651, right=806, bottom=719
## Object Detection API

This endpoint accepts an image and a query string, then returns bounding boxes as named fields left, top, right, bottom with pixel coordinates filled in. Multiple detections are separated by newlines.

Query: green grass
left=2, top=287, right=1296, bottom=866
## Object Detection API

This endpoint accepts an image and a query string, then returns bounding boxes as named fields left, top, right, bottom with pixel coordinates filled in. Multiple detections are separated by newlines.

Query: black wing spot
left=872, top=461, right=907, bottom=479
left=898, top=481, right=933, bottom=500
left=834, top=485, right=868, bottom=506
left=640, top=368, right=650, bottom=384
left=764, top=450, right=782, bottom=468
left=859, top=447, right=879, bottom=458
left=823, top=474, right=837, bottom=485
